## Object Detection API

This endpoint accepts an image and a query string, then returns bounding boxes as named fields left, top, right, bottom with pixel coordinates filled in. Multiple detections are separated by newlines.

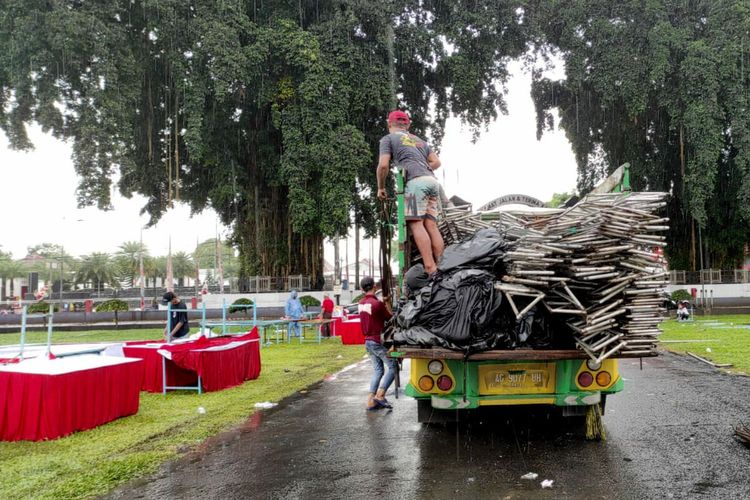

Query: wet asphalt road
left=110, top=352, right=750, bottom=500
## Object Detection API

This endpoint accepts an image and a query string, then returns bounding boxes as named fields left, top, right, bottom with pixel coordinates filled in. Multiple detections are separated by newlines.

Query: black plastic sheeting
left=389, top=229, right=564, bottom=353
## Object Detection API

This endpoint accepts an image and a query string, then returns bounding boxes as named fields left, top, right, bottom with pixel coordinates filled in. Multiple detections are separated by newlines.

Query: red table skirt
left=0, top=358, right=142, bottom=441
left=337, top=319, right=365, bottom=345
left=122, top=344, right=197, bottom=392
left=124, top=329, right=261, bottom=393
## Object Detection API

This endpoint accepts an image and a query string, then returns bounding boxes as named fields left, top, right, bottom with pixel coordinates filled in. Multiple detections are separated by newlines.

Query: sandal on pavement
left=374, top=398, right=393, bottom=409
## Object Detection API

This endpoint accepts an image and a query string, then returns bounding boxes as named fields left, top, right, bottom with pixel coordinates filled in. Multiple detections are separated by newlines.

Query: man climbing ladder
left=376, top=110, right=445, bottom=275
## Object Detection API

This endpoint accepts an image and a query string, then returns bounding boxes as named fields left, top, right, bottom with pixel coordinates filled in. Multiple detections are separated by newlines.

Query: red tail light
left=436, top=375, right=453, bottom=391
left=578, top=371, right=594, bottom=388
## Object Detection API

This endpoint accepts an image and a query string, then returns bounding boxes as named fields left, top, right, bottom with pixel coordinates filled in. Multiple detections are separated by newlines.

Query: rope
left=378, top=198, right=395, bottom=307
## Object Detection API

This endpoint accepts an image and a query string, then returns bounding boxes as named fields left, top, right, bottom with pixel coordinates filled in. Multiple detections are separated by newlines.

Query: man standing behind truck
left=358, top=276, right=396, bottom=411
left=376, top=110, right=445, bottom=275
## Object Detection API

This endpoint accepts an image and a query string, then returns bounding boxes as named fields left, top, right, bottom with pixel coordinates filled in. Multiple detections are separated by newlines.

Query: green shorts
left=405, top=175, right=440, bottom=221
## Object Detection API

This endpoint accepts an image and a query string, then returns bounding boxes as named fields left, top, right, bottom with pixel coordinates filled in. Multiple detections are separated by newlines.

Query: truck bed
left=390, top=346, right=658, bottom=361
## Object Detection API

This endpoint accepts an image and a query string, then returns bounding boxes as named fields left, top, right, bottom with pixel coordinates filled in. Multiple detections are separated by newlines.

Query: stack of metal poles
left=434, top=191, right=669, bottom=361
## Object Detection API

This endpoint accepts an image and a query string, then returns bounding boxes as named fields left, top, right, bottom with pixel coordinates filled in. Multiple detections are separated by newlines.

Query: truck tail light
left=427, top=360, right=444, bottom=375
left=596, top=371, right=611, bottom=386
left=436, top=375, right=453, bottom=391
left=578, top=371, right=594, bottom=388
left=418, top=376, right=434, bottom=392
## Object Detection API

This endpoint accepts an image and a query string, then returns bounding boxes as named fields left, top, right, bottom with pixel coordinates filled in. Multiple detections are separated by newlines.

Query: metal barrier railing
left=669, top=269, right=749, bottom=285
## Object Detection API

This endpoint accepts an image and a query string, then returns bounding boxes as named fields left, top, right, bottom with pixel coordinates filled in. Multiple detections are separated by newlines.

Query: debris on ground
left=735, top=423, right=750, bottom=446
left=197, top=406, right=206, bottom=414
left=686, top=351, right=733, bottom=368
left=521, top=472, right=538, bottom=480
left=541, top=479, right=554, bottom=488
left=254, top=402, right=277, bottom=409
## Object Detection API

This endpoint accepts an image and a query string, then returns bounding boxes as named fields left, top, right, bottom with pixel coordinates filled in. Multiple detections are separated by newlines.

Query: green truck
left=389, top=164, right=652, bottom=439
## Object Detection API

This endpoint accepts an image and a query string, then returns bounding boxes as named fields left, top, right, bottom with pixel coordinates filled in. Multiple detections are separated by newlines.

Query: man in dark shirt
left=358, top=276, right=396, bottom=410
left=162, top=291, right=190, bottom=340
left=377, top=109, right=445, bottom=275
left=319, top=293, right=335, bottom=337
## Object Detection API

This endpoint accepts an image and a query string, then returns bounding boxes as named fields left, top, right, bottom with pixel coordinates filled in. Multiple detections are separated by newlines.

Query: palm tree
left=0, top=250, right=11, bottom=300
left=116, top=240, right=149, bottom=287
left=75, top=253, right=119, bottom=296
left=0, top=259, right=26, bottom=300
left=43, top=249, right=77, bottom=297
left=171, top=251, right=194, bottom=287
left=144, top=256, right=167, bottom=293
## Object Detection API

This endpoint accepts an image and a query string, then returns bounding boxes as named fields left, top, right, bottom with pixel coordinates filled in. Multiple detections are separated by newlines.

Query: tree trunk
left=334, top=237, right=340, bottom=284
left=355, top=222, right=360, bottom=289
left=237, top=191, right=324, bottom=283
left=690, top=218, right=696, bottom=272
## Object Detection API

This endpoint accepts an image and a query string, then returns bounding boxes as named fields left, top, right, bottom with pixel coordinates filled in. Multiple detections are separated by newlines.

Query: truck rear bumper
left=428, top=392, right=601, bottom=410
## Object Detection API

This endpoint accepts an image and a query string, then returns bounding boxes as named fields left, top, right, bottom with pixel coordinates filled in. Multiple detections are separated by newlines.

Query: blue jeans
left=287, top=320, right=301, bottom=338
left=366, top=340, right=398, bottom=394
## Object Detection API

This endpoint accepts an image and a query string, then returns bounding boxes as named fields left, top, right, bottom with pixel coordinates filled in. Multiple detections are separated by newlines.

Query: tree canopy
left=528, top=0, right=750, bottom=268
left=4, top=1, right=750, bottom=272
left=1, top=0, right=528, bottom=282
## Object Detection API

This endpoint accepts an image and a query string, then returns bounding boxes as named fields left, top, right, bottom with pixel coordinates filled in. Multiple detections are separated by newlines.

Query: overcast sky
left=0, top=61, right=576, bottom=264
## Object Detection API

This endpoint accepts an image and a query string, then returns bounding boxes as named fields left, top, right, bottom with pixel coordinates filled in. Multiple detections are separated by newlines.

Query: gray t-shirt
left=379, top=131, right=435, bottom=182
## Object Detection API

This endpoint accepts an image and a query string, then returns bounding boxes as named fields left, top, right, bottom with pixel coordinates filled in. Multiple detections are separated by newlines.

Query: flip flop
left=374, top=398, right=393, bottom=409
left=366, top=404, right=381, bottom=412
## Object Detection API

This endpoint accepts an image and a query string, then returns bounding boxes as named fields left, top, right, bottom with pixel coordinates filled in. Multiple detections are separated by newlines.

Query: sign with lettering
left=478, top=194, right=545, bottom=212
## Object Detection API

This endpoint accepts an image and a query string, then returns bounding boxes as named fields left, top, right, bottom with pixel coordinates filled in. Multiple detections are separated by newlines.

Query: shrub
left=299, top=295, right=320, bottom=308
left=95, top=299, right=129, bottom=312
left=351, top=293, right=364, bottom=303
left=228, top=298, right=254, bottom=315
left=671, top=289, right=692, bottom=302
left=27, top=301, right=59, bottom=314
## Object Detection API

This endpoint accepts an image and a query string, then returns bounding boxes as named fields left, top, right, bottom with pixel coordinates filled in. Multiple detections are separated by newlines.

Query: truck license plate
left=478, top=363, right=556, bottom=395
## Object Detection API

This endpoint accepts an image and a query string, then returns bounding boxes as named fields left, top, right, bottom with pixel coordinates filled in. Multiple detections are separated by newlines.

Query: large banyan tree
left=528, top=0, right=750, bottom=269
left=4, top=1, right=750, bottom=275
left=0, top=0, right=527, bottom=285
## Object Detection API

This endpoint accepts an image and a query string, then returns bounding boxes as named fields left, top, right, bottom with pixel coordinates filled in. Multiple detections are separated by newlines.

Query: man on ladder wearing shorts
left=376, top=110, right=444, bottom=275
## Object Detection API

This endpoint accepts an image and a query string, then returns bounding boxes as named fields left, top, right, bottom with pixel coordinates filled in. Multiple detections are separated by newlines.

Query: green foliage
left=115, top=241, right=148, bottom=287
left=547, top=192, right=574, bottom=208
left=75, top=253, right=119, bottom=290
left=95, top=299, right=129, bottom=312
left=170, top=251, right=195, bottom=286
left=0, top=0, right=528, bottom=281
left=528, top=1, right=750, bottom=269
left=27, top=301, right=58, bottom=314
left=26, top=243, right=65, bottom=259
left=228, top=297, right=254, bottom=315
left=298, top=295, right=320, bottom=308
left=351, top=293, right=364, bottom=303
left=193, top=239, right=238, bottom=278
left=0, top=327, right=364, bottom=499
left=671, top=289, right=692, bottom=302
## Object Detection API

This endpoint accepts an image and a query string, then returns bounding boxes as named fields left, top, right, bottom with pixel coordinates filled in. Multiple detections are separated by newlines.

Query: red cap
left=387, top=110, right=411, bottom=126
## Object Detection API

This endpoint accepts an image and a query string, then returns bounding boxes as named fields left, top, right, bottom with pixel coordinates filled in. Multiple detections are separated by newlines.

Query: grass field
left=0, top=329, right=365, bottom=499
left=0, top=327, right=164, bottom=346
left=659, top=315, right=750, bottom=374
